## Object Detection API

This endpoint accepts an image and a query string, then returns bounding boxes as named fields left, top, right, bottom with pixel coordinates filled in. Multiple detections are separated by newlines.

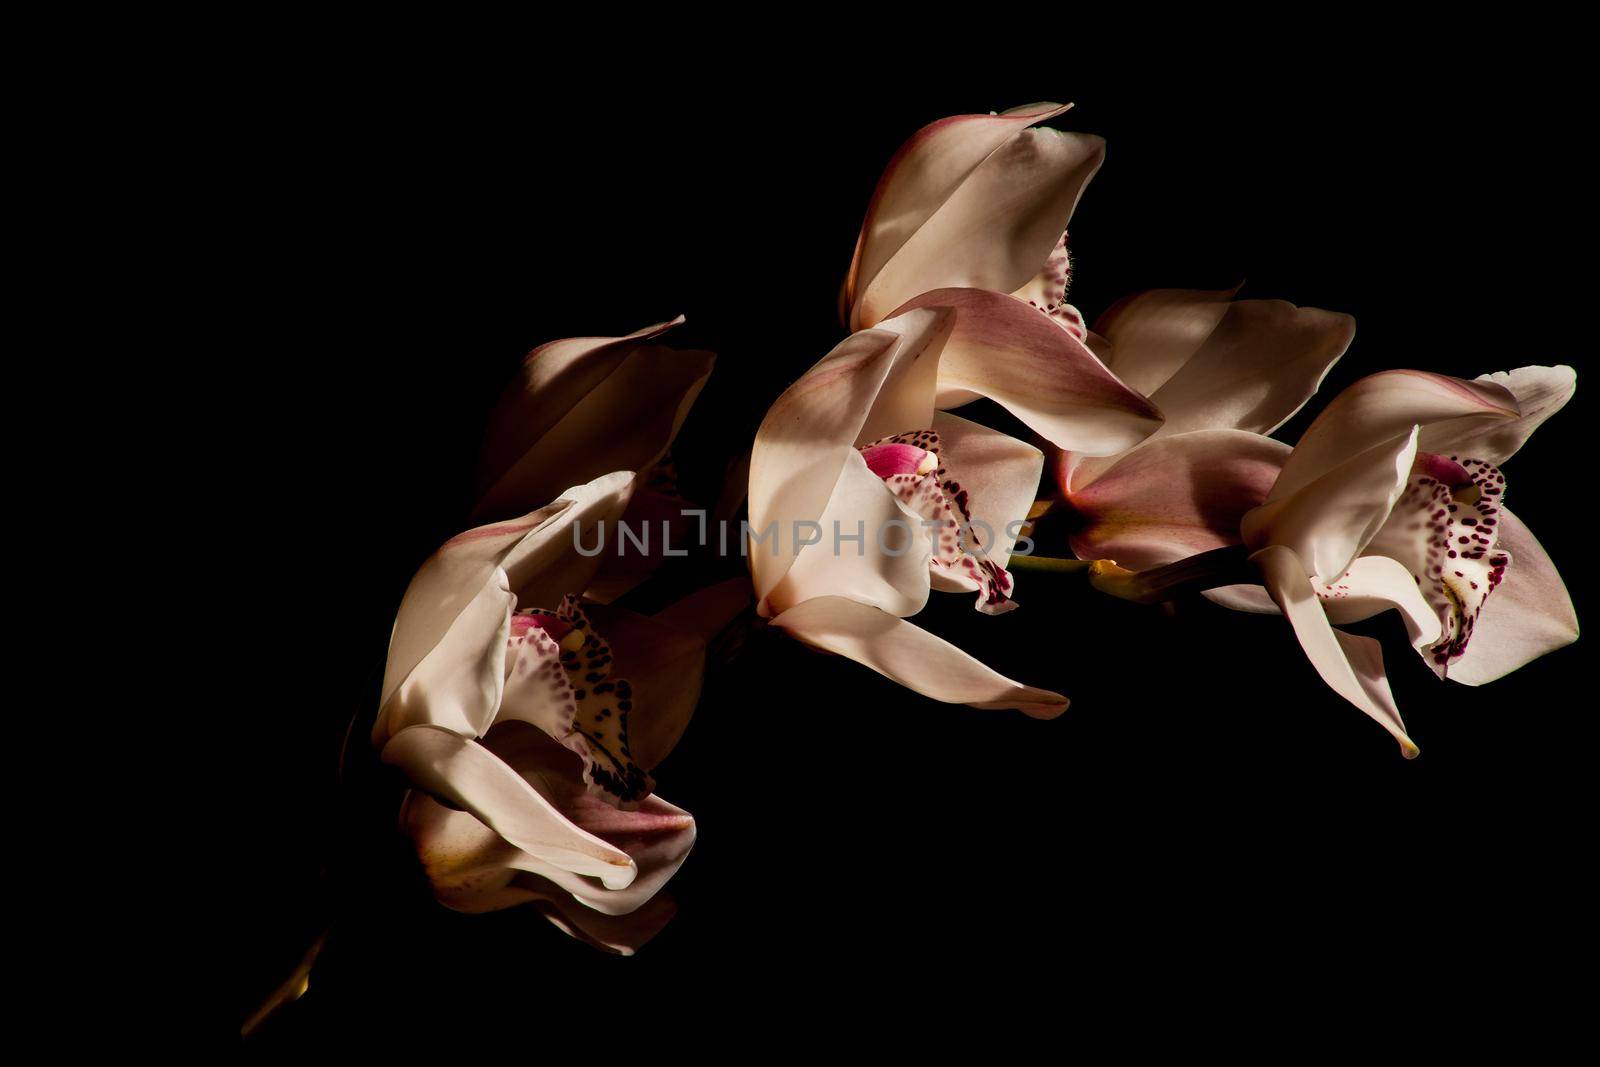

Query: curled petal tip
left=1401, top=739, right=1421, bottom=760
left=1019, top=696, right=1070, bottom=720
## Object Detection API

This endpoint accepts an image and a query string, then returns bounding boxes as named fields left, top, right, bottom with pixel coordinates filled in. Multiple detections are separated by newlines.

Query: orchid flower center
left=1362, top=450, right=1512, bottom=676
left=503, top=594, right=651, bottom=808
left=857, top=429, right=1017, bottom=615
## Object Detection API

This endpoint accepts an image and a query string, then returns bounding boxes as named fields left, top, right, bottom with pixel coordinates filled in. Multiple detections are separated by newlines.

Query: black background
left=244, top=51, right=1590, bottom=1045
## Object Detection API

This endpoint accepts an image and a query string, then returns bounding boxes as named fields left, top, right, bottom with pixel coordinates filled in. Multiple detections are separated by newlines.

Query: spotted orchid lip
left=859, top=429, right=1017, bottom=615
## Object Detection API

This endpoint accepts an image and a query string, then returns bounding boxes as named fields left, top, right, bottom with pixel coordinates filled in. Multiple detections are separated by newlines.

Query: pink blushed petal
left=768, top=595, right=1068, bottom=718
left=1068, top=430, right=1290, bottom=572
left=1243, top=428, right=1420, bottom=583
left=1253, top=546, right=1419, bottom=758
left=381, top=725, right=638, bottom=888
left=1418, top=365, right=1577, bottom=466
left=1271, top=370, right=1518, bottom=503
left=844, top=103, right=1072, bottom=327
left=1445, top=508, right=1579, bottom=685
left=893, top=287, right=1163, bottom=455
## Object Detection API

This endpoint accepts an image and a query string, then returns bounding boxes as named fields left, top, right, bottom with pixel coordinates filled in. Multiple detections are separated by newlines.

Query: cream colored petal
left=1417, top=365, right=1576, bottom=465
left=1253, top=546, right=1418, bottom=758
left=768, top=595, right=1067, bottom=717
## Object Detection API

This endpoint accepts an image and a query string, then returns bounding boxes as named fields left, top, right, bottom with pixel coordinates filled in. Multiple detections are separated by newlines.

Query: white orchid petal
left=768, top=595, right=1068, bottom=717
left=1445, top=509, right=1579, bottom=685
left=1417, top=365, right=1576, bottom=465
left=381, top=725, right=638, bottom=889
left=1253, top=546, right=1418, bottom=758
left=1244, top=428, right=1420, bottom=582
left=1271, top=370, right=1517, bottom=502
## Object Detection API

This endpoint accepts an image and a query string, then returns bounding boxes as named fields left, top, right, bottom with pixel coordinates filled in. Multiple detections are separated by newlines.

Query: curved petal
left=374, top=569, right=513, bottom=745
left=1145, top=299, right=1354, bottom=437
left=893, top=287, right=1163, bottom=454
left=1445, top=509, right=1579, bottom=685
left=747, top=312, right=951, bottom=605
left=1418, top=365, right=1576, bottom=465
left=1202, top=584, right=1280, bottom=614
left=476, top=342, right=712, bottom=521
left=397, top=728, right=695, bottom=919
left=932, top=410, right=1043, bottom=567
left=1068, top=430, right=1289, bottom=571
left=763, top=449, right=933, bottom=618
left=1253, top=546, right=1418, bottom=758
left=1316, top=555, right=1443, bottom=649
left=375, top=472, right=634, bottom=747
left=483, top=724, right=695, bottom=914
left=1244, top=428, right=1419, bottom=581
left=855, top=123, right=1104, bottom=329
left=845, top=103, right=1072, bottom=326
left=474, top=318, right=707, bottom=517
left=768, top=595, right=1068, bottom=718
left=1093, top=287, right=1236, bottom=397
left=1271, top=371, right=1518, bottom=503
left=381, top=725, right=638, bottom=889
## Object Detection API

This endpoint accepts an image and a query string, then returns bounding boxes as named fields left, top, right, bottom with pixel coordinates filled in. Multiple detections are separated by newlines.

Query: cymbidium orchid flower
left=474, top=317, right=714, bottom=521
left=374, top=471, right=745, bottom=953
left=749, top=302, right=1161, bottom=714
left=1066, top=361, right=1579, bottom=755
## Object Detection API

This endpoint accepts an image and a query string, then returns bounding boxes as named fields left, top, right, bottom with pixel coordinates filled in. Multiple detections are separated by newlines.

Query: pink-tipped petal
left=768, top=595, right=1068, bottom=718
left=1243, top=428, right=1420, bottom=582
left=1444, top=508, right=1579, bottom=685
left=844, top=104, right=1072, bottom=327
left=475, top=318, right=712, bottom=519
left=382, top=725, right=638, bottom=888
left=1271, top=371, right=1518, bottom=503
left=1418, top=365, right=1577, bottom=465
left=1068, top=430, right=1289, bottom=571
left=1253, top=546, right=1418, bottom=758
left=932, top=411, right=1044, bottom=567
left=747, top=312, right=950, bottom=607
left=893, top=287, right=1163, bottom=455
